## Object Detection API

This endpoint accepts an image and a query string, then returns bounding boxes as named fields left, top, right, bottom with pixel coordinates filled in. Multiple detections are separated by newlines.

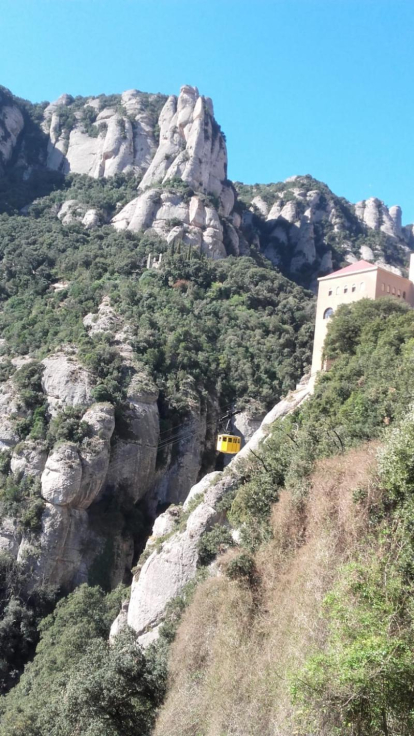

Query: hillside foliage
left=154, top=298, right=414, bottom=735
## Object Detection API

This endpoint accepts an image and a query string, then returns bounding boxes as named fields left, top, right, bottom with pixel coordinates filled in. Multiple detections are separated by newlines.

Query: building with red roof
left=310, top=256, right=414, bottom=380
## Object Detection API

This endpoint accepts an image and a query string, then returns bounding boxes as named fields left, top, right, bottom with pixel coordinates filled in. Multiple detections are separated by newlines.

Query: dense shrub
left=197, top=524, right=235, bottom=566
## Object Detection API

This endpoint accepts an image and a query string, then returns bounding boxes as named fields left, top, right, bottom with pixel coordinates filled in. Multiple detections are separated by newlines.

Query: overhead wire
left=155, top=399, right=238, bottom=450
left=157, top=399, right=235, bottom=439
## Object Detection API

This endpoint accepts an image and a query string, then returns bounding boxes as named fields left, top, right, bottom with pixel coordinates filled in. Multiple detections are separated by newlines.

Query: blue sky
left=1, top=0, right=414, bottom=220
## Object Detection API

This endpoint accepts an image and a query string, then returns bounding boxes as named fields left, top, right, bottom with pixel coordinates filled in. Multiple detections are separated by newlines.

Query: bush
left=225, top=552, right=257, bottom=585
left=197, top=524, right=234, bottom=566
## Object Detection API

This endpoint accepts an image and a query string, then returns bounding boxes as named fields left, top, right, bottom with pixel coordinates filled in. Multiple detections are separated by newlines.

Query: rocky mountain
left=2, top=83, right=413, bottom=287
left=1, top=81, right=414, bottom=735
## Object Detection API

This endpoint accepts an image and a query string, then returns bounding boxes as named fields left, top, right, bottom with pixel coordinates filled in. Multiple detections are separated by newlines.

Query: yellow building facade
left=311, top=256, right=414, bottom=381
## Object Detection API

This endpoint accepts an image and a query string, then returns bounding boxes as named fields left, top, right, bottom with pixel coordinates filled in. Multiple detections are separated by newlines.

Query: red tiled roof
left=320, top=260, right=377, bottom=279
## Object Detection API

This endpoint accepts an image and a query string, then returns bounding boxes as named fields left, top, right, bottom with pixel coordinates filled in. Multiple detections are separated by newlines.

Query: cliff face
left=236, top=178, right=412, bottom=287
left=0, top=300, right=219, bottom=594
left=0, top=80, right=412, bottom=599
left=2, top=83, right=412, bottom=287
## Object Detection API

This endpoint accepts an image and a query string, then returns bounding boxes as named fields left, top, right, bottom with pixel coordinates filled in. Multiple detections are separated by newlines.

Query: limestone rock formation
left=112, top=189, right=228, bottom=259
left=238, top=178, right=413, bottom=286
left=0, top=97, right=24, bottom=173
left=138, top=85, right=227, bottom=196
left=57, top=200, right=104, bottom=228
left=44, top=89, right=164, bottom=178
left=106, top=381, right=159, bottom=503
left=112, top=376, right=311, bottom=645
left=355, top=197, right=403, bottom=239
left=41, top=353, right=94, bottom=414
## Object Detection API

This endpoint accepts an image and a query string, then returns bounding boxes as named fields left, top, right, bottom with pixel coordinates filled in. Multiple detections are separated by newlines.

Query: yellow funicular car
left=216, top=407, right=242, bottom=455
left=216, top=434, right=241, bottom=454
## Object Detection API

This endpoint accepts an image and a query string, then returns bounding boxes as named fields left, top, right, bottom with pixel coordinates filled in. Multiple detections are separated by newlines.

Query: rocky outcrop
left=0, top=97, right=24, bottom=172
left=57, top=200, right=104, bottom=228
left=239, top=178, right=413, bottom=287
left=44, top=89, right=164, bottom=178
left=112, top=376, right=311, bottom=645
left=138, top=85, right=228, bottom=197
left=41, top=404, right=114, bottom=509
left=112, top=189, right=228, bottom=259
left=355, top=197, right=403, bottom=239
left=83, top=296, right=122, bottom=335
left=106, top=378, right=159, bottom=503
left=41, top=353, right=94, bottom=414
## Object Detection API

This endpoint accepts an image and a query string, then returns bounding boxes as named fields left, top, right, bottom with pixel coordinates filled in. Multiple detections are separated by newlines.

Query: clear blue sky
left=1, top=0, right=414, bottom=220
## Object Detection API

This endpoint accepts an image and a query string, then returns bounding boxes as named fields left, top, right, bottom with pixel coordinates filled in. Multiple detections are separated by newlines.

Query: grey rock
left=41, top=353, right=94, bottom=414
left=121, top=378, right=311, bottom=643
left=0, top=103, right=24, bottom=171
left=11, top=441, right=48, bottom=479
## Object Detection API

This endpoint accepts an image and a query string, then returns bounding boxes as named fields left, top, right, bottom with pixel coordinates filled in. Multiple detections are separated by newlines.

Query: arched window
left=360, top=282, right=365, bottom=291
left=387, top=285, right=390, bottom=293
left=381, top=283, right=385, bottom=291
left=397, top=289, right=401, bottom=297
left=344, top=285, right=348, bottom=294
left=336, top=286, right=340, bottom=295
left=328, top=288, right=333, bottom=296
left=323, top=308, right=334, bottom=319
left=403, top=291, right=406, bottom=299
left=352, top=284, right=356, bottom=292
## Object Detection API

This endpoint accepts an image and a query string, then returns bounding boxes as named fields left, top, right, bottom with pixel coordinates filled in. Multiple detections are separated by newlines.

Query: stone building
left=311, top=256, right=414, bottom=380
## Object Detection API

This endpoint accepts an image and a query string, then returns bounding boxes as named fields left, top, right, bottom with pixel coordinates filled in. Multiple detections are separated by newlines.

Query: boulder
left=11, top=441, right=48, bottom=478
left=41, top=353, right=94, bottom=414
left=41, top=443, right=83, bottom=506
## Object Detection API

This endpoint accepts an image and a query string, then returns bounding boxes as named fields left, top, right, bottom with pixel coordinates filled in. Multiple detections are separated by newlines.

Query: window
left=392, top=287, right=396, bottom=295
left=344, top=285, right=348, bottom=294
left=403, top=291, right=406, bottom=299
left=382, top=283, right=385, bottom=291
left=328, top=288, right=333, bottom=296
left=336, top=286, right=340, bottom=295
left=360, top=282, right=365, bottom=291
left=323, top=308, right=334, bottom=319
left=352, top=284, right=356, bottom=292
left=387, top=285, right=390, bottom=293
left=398, top=289, right=401, bottom=297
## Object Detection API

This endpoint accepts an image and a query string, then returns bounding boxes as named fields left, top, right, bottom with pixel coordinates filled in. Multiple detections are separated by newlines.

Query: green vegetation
left=234, top=176, right=409, bottom=284
left=0, top=197, right=314, bottom=414
left=197, top=524, right=234, bottom=566
left=0, top=554, right=56, bottom=695
left=224, top=297, right=414, bottom=551
left=0, top=584, right=164, bottom=736
left=153, top=297, right=414, bottom=736
left=292, top=410, right=414, bottom=735
left=0, top=571, right=203, bottom=735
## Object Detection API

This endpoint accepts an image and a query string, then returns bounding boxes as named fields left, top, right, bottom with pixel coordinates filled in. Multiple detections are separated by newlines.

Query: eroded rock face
left=355, top=197, right=403, bottom=240
left=0, top=101, right=24, bottom=172
left=57, top=200, right=104, bottom=228
left=106, top=380, right=159, bottom=503
left=44, top=90, right=163, bottom=178
left=24, top=503, right=89, bottom=590
left=119, top=378, right=311, bottom=644
left=139, top=85, right=227, bottom=198
left=41, top=403, right=115, bottom=509
left=112, top=189, right=228, bottom=259
left=41, top=353, right=94, bottom=414
left=11, top=441, right=48, bottom=479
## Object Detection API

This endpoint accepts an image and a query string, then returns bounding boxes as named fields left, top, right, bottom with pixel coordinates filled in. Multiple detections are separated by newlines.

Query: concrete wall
left=311, top=267, right=378, bottom=376
left=375, top=267, right=414, bottom=306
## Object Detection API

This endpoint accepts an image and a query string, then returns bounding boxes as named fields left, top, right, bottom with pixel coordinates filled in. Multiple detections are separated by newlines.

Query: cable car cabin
left=216, top=434, right=241, bottom=455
